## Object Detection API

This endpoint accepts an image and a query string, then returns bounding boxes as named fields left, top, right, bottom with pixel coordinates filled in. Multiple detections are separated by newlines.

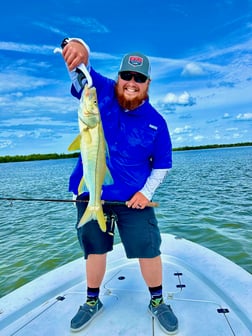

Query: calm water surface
left=0, top=147, right=251, bottom=297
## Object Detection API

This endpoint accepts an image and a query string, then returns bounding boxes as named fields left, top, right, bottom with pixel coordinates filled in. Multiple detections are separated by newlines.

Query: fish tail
left=96, top=208, right=107, bottom=232
left=77, top=205, right=106, bottom=232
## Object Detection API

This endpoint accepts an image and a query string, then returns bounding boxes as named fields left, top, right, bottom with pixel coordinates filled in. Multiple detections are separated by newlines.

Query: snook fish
left=68, top=84, right=113, bottom=232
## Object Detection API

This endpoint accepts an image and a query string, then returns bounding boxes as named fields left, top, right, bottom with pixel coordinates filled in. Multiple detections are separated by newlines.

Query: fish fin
left=77, top=207, right=93, bottom=228
left=104, top=139, right=113, bottom=185
left=68, top=134, right=81, bottom=151
left=103, top=167, right=114, bottom=185
left=77, top=177, right=89, bottom=194
left=105, top=140, right=110, bottom=159
left=96, top=208, right=107, bottom=232
left=78, top=205, right=106, bottom=232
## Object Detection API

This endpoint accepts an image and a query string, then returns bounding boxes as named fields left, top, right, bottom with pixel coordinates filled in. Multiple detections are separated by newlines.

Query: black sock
left=86, top=287, right=100, bottom=306
left=149, top=285, right=163, bottom=306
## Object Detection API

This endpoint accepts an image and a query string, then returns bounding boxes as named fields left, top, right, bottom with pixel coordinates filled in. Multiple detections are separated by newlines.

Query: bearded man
left=61, top=38, right=178, bottom=335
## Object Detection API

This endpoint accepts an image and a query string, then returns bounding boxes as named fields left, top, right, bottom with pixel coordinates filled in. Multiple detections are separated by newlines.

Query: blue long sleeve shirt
left=69, top=68, right=172, bottom=202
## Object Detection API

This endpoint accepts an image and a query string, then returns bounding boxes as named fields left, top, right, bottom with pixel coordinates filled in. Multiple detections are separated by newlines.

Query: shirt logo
left=128, top=56, right=143, bottom=67
left=149, top=124, right=158, bottom=130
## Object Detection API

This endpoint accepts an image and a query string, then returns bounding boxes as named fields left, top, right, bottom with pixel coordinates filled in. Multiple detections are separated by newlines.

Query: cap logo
left=128, top=55, right=143, bottom=67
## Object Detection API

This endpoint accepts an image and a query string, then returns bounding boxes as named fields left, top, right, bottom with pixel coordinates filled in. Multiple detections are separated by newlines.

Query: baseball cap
left=119, top=52, right=151, bottom=78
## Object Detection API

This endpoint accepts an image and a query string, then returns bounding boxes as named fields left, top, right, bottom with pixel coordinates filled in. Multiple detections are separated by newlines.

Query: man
left=61, top=38, right=178, bottom=334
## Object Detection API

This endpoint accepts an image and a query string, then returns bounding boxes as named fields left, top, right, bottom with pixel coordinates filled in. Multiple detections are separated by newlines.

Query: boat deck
left=0, top=234, right=251, bottom=335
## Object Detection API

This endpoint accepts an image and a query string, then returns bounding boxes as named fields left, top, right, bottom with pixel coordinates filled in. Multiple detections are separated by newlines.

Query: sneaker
left=148, top=301, right=178, bottom=335
left=70, top=299, right=103, bottom=332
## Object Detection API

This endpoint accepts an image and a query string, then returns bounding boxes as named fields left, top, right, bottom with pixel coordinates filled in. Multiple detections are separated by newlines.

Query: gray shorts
left=76, top=196, right=161, bottom=259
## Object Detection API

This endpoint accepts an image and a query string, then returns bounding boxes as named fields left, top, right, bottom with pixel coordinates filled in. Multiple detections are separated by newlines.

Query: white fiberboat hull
left=0, top=234, right=251, bottom=335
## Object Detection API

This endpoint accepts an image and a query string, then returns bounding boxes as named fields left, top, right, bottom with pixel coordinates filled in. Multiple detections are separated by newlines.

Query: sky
left=0, top=0, right=252, bottom=155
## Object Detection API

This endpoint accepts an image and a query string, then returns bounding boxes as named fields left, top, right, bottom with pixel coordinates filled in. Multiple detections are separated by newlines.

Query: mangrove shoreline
left=0, top=142, right=251, bottom=163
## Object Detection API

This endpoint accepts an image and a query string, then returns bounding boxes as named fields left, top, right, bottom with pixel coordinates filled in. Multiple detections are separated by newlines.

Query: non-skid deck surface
left=1, top=235, right=251, bottom=335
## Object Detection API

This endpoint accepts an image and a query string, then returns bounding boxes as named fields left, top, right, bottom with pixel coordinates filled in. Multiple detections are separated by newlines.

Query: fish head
left=78, top=84, right=100, bottom=128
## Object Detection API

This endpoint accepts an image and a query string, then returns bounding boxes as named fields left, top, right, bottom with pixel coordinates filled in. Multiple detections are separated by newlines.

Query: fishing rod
left=0, top=197, right=158, bottom=207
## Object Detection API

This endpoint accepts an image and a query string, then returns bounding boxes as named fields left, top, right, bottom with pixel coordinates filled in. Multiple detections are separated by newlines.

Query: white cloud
left=179, top=92, right=194, bottom=105
left=69, top=17, right=110, bottom=33
left=194, top=135, right=204, bottom=141
left=0, top=72, right=52, bottom=93
left=164, top=91, right=196, bottom=106
left=236, top=113, right=252, bottom=120
left=0, top=94, right=77, bottom=117
left=181, top=62, right=206, bottom=76
left=172, top=125, right=193, bottom=135
left=33, top=22, right=67, bottom=36
left=164, top=93, right=177, bottom=104
left=0, top=41, right=52, bottom=54
left=2, top=117, right=76, bottom=127
left=173, top=136, right=184, bottom=143
left=0, top=140, right=12, bottom=149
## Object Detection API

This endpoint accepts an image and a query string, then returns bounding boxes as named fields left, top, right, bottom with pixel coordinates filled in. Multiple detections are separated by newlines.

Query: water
left=0, top=147, right=251, bottom=298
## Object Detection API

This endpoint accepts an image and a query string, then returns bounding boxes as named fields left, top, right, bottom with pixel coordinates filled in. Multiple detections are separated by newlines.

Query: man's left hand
left=126, top=192, right=149, bottom=209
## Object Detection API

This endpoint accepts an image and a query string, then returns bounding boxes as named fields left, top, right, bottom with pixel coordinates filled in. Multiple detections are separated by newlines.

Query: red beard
left=115, top=83, right=149, bottom=110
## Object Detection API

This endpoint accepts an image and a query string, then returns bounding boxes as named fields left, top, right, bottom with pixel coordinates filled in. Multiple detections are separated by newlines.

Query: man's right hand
left=62, top=40, right=89, bottom=71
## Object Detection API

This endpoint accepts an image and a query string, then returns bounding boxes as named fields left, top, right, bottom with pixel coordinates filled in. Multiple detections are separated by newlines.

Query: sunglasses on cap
left=119, top=71, right=148, bottom=83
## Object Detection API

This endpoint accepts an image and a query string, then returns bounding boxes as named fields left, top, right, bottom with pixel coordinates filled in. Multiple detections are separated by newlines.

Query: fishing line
left=0, top=197, right=158, bottom=207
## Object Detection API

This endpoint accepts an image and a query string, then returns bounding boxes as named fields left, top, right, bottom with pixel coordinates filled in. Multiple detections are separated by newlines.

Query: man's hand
left=62, top=40, right=89, bottom=71
left=126, top=191, right=150, bottom=209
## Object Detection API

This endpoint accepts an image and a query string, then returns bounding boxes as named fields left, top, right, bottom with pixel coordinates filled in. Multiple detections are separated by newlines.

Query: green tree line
left=173, top=142, right=252, bottom=151
left=0, top=142, right=251, bottom=163
left=0, top=152, right=79, bottom=163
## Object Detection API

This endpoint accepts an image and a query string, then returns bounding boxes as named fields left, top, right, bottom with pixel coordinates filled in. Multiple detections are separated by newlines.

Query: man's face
left=115, top=71, right=150, bottom=110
